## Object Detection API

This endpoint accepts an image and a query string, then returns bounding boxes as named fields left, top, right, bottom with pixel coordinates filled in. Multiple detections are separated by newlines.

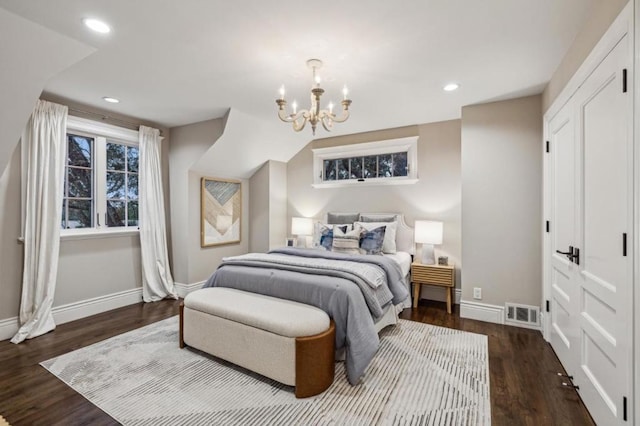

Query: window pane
left=127, top=146, right=139, bottom=173
left=67, top=167, right=92, bottom=198
left=337, top=158, right=349, bottom=180
left=67, top=135, right=92, bottom=167
left=363, top=156, right=377, bottom=178
left=127, top=173, right=138, bottom=199
left=107, top=200, right=125, bottom=227
left=393, top=152, right=408, bottom=176
left=379, top=154, right=392, bottom=178
left=67, top=199, right=92, bottom=228
left=350, top=157, right=363, bottom=179
left=61, top=200, right=66, bottom=229
left=107, top=171, right=126, bottom=199
left=106, top=142, right=126, bottom=171
left=324, top=159, right=336, bottom=181
left=128, top=201, right=139, bottom=227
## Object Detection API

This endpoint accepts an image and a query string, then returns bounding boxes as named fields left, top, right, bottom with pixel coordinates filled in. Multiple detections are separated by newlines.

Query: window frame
left=311, top=136, right=419, bottom=188
left=60, top=116, right=140, bottom=239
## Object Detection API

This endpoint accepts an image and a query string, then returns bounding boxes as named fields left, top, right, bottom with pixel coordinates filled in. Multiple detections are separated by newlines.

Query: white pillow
left=312, top=222, right=352, bottom=249
left=332, top=226, right=362, bottom=254
left=354, top=221, right=397, bottom=254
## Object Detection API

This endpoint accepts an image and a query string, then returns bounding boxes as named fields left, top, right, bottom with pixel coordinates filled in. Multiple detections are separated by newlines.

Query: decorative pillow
left=359, top=214, right=398, bottom=223
left=313, top=223, right=349, bottom=250
left=359, top=226, right=386, bottom=255
left=327, top=212, right=360, bottom=225
left=354, top=221, right=397, bottom=254
left=332, top=226, right=362, bottom=254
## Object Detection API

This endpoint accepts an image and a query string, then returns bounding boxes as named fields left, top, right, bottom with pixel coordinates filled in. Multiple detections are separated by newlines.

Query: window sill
left=312, top=178, right=419, bottom=189
left=59, top=228, right=140, bottom=241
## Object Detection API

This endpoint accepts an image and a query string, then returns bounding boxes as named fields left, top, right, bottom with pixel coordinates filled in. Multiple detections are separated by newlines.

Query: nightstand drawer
left=412, top=269, right=453, bottom=285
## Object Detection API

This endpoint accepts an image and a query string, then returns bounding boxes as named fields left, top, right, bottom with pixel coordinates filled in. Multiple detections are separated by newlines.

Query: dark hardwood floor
left=0, top=299, right=593, bottom=425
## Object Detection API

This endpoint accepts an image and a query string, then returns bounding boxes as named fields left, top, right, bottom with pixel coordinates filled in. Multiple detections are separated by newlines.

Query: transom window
left=323, top=152, right=408, bottom=181
left=60, top=116, right=140, bottom=235
left=312, top=137, right=418, bottom=188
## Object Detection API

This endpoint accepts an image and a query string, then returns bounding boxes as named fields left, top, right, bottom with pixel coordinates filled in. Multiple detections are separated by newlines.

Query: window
left=312, top=137, right=418, bottom=188
left=60, top=116, right=140, bottom=236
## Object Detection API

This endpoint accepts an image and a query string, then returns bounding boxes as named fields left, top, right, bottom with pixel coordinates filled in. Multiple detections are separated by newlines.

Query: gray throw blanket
left=203, top=248, right=409, bottom=385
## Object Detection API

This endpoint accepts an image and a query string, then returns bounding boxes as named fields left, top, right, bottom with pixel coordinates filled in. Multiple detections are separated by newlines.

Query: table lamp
left=415, top=220, right=443, bottom=265
left=291, top=217, right=313, bottom=248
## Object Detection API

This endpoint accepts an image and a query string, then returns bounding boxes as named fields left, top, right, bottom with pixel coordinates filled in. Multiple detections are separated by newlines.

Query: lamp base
left=296, top=235, right=308, bottom=248
left=421, top=244, right=436, bottom=265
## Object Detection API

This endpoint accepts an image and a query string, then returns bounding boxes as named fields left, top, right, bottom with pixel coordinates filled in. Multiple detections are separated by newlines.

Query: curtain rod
left=68, top=107, right=163, bottom=135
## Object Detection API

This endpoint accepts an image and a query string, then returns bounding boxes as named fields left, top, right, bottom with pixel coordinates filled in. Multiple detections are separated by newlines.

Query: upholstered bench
left=180, top=287, right=335, bottom=398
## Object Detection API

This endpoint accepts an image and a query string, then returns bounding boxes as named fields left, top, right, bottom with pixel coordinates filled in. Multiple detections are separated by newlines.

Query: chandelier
left=276, top=59, right=352, bottom=135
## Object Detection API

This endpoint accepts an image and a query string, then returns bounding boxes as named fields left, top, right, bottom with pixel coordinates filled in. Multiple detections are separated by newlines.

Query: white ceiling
left=0, top=0, right=594, bottom=138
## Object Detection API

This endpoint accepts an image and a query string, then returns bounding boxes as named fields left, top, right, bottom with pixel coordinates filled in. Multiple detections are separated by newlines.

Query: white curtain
left=12, top=100, right=68, bottom=344
left=139, top=125, right=177, bottom=302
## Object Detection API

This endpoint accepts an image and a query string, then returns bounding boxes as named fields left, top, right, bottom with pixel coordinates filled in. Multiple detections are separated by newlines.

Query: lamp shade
left=291, top=217, right=313, bottom=236
left=415, top=220, right=443, bottom=245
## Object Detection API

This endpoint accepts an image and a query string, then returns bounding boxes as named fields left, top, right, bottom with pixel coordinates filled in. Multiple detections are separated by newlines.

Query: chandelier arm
left=278, top=108, right=308, bottom=124
left=331, top=110, right=350, bottom=123
left=320, top=110, right=333, bottom=132
left=291, top=112, right=310, bottom=132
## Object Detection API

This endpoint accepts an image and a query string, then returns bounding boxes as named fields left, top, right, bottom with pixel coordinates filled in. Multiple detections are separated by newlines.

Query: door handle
left=556, top=246, right=579, bottom=264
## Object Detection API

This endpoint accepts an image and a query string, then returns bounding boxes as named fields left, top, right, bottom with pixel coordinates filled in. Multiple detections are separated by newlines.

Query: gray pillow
left=359, top=214, right=397, bottom=223
left=327, top=212, right=360, bottom=225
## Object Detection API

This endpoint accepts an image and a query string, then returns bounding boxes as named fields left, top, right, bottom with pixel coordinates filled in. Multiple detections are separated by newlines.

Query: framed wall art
left=201, top=177, right=241, bottom=247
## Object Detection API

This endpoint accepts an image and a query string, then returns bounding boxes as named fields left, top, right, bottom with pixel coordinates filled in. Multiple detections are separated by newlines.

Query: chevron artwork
left=201, top=177, right=241, bottom=247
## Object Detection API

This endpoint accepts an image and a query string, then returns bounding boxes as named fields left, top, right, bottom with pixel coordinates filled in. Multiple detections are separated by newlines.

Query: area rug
left=41, top=317, right=490, bottom=425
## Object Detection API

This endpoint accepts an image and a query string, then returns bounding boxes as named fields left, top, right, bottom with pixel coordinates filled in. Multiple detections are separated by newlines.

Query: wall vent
left=505, top=303, right=541, bottom=328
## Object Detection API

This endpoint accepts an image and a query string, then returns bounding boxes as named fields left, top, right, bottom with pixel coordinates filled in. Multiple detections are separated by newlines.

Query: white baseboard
left=459, top=300, right=505, bottom=325
left=0, top=317, right=19, bottom=342
left=0, top=287, right=143, bottom=342
left=418, top=287, right=462, bottom=304
left=174, top=281, right=206, bottom=298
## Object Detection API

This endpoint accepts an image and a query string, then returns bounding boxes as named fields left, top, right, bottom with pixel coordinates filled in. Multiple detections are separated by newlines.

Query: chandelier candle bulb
left=343, top=85, right=348, bottom=100
left=279, top=85, right=285, bottom=100
left=292, top=101, right=297, bottom=114
left=328, top=102, right=334, bottom=114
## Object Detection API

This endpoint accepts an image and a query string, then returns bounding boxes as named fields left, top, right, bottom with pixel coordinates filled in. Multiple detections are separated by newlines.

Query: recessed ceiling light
left=83, top=18, right=111, bottom=34
left=443, top=83, right=460, bottom=92
left=102, top=97, right=120, bottom=103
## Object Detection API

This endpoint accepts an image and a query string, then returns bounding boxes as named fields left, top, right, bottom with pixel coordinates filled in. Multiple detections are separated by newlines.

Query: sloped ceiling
left=0, top=7, right=93, bottom=172
left=0, top=0, right=595, bottom=175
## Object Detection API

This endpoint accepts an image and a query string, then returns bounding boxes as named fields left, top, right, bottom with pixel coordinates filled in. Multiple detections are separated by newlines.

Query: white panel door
left=572, top=34, right=632, bottom=425
left=548, top=101, right=578, bottom=375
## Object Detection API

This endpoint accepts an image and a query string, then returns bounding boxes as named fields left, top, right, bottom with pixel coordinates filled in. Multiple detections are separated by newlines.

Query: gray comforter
left=203, top=247, right=409, bottom=385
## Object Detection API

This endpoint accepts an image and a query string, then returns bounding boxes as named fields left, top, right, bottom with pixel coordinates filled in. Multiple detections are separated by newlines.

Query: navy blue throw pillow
left=359, top=226, right=386, bottom=255
left=319, top=225, right=348, bottom=250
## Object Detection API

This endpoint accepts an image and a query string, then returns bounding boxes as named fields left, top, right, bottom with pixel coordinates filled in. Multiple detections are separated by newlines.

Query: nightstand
left=411, top=262, right=456, bottom=313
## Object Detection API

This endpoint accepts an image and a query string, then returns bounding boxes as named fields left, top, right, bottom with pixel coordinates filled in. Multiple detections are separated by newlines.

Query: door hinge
left=622, top=69, right=628, bottom=93
left=546, top=140, right=550, bottom=153
left=623, top=396, right=628, bottom=421
left=623, top=233, right=627, bottom=256
left=546, top=300, right=550, bottom=312
left=545, top=221, right=550, bottom=233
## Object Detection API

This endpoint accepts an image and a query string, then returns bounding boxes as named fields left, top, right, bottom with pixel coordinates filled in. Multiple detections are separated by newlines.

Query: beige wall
left=169, top=118, right=225, bottom=283
left=461, top=95, right=542, bottom=307
left=249, top=162, right=270, bottom=253
left=287, top=120, right=462, bottom=288
left=250, top=160, right=288, bottom=253
left=543, top=0, right=629, bottom=111
left=170, top=117, right=249, bottom=285
left=0, top=145, right=24, bottom=320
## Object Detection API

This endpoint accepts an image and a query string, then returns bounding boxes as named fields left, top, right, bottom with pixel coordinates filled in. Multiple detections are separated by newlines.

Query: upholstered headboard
left=323, top=212, right=415, bottom=254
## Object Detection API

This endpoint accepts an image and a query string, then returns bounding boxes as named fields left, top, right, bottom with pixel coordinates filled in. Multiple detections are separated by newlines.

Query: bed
left=203, top=213, right=414, bottom=385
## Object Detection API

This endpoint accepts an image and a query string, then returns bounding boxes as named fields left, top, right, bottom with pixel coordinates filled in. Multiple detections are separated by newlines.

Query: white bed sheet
left=383, top=251, right=412, bottom=278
